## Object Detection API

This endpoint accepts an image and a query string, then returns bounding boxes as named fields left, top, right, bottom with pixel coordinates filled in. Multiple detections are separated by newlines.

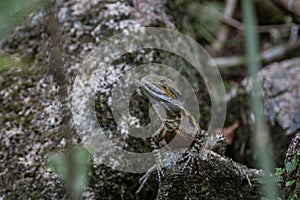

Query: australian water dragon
left=141, top=74, right=226, bottom=157
left=136, top=74, right=227, bottom=193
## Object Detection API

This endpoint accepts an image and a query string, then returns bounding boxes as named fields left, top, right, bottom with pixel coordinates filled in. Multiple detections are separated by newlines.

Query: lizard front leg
left=183, top=129, right=226, bottom=156
left=136, top=128, right=165, bottom=194
left=178, top=130, right=226, bottom=172
left=150, top=127, right=165, bottom=150
left=150, top=128, right=166, bottom=180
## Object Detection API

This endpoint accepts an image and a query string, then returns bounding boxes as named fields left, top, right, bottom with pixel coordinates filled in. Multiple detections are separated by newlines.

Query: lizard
left=141, top=74, right=226, bottom=156
left=136, top=74, right=226, bottom=193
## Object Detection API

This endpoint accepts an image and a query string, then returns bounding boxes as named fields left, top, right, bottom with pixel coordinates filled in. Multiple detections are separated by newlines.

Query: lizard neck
left=162, top=107, right=181, bottom=131
left=163, top=107, right=198, bottom=132
left=163, top=116, right=181, bottom=132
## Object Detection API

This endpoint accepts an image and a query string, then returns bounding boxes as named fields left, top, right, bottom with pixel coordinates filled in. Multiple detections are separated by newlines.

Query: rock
left=158, top=150, right=263, bottom=199
left=261, top=58, right=300, bottom=135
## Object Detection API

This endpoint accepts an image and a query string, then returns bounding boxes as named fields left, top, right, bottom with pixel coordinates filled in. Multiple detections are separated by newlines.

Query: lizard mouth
left=142, top=83, right=165, bottom=97
left=141, top=75, right=183, bottom=111
left=142, top=83, right=182, bottom=112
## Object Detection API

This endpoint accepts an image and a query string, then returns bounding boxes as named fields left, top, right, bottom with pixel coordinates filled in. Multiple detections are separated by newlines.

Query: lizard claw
left=238, top=166, right=252, bottom=187
left=138, top=165, right=156, bottom=184
left=232, top=161, right=252, bottom=187
left=156, top=162, right=166, bottom=182
left=136, top=162, right=166, bottom=194
left=176, top=150, right=197, bottom=173
left=136, top=165, right=157, bottom=194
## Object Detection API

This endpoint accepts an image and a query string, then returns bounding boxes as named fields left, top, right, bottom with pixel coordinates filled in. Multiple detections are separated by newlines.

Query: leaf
left=48, top=152, right=68, bottom=181
left=0, top=0, right=41, bottom=39
left=285, top=162, right=294, bottom=172
left=286, top=154, right=299, bottom=173
left=285, top=180, right=295, bottom=187
left=274, top=168, right=285, bottom=176
left=290, top=194, right=298, bottom=200
left=48, top=147, right=91, bottom=197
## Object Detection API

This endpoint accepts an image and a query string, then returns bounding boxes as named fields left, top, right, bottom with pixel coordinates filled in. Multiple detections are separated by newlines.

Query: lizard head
left=141, top=74, right=184, bottom=115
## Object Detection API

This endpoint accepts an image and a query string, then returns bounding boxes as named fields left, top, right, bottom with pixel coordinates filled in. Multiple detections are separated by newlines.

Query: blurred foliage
left=178, top=1, right=223, bottom=43
left=48, top=147, right=91, bottom=198
left=0, top=54, right=31, bottom=73
left=242, top=0, right=278, bottom=198
left=0, top=0, right=41, bottom=39
left=255, top=0, right=288, bottom=24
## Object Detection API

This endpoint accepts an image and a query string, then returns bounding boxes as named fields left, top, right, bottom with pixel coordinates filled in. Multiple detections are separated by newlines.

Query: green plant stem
left=242, top=0, right=278, bottom=199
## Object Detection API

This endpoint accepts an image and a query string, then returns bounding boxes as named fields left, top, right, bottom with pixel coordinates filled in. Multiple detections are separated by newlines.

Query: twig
left=201, top=4, right=299, bottom=33
left=207, top=39, right=300, bottom=68
left=273, top=0, right=300, bottom=16
left=211, top=0, right=237, bottom=56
